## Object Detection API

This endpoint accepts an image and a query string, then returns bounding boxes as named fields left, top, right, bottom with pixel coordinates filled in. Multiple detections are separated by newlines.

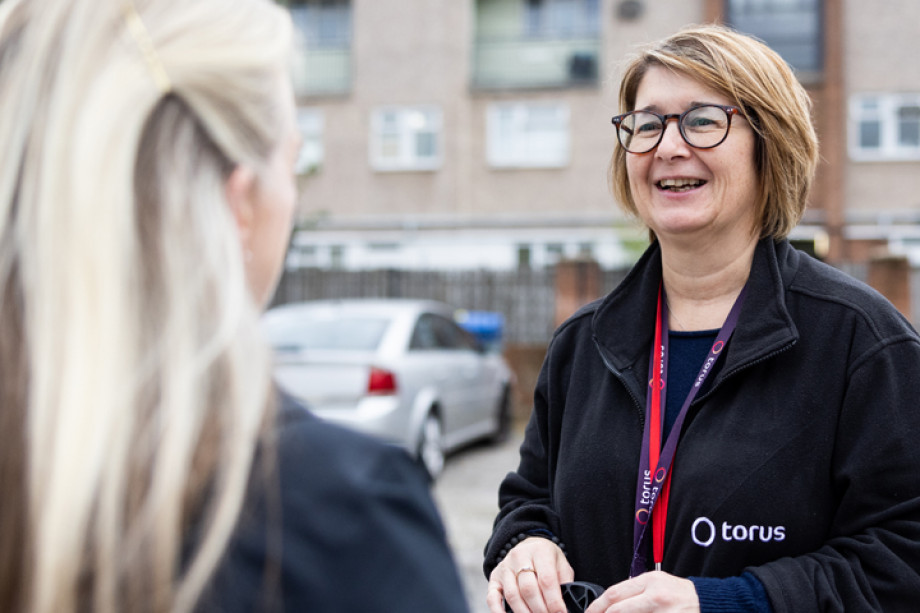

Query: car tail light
left=367, top=367, right=397, bottom=395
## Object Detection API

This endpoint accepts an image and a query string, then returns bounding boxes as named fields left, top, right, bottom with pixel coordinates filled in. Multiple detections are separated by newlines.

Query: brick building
left=281, top=0, right=920, bottom=271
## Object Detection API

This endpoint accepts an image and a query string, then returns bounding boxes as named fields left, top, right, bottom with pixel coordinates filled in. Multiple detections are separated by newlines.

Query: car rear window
left=263, top=312, right=390, bottom=352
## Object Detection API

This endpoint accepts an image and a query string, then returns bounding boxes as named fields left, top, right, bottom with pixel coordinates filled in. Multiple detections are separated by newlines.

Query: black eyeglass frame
left=611, top=104, right=743, bottom=154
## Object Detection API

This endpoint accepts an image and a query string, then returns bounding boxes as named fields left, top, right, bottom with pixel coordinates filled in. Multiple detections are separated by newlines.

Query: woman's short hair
left=610, top=24, right=819, bottom=240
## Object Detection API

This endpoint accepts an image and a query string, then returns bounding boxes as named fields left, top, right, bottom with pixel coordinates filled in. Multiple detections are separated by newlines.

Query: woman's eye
left=686, top=117, right=716, bottom=127
left=636, top=121, right=661, bottom=134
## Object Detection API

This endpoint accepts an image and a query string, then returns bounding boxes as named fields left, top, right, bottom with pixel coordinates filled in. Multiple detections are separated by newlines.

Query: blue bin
left=456, top=310, right=505, bottom=353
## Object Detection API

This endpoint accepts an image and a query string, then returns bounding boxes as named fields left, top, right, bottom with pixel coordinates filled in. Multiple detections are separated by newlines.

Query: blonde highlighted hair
left=610, top=24, right=819, bottom=239
left=0, top=0, right=292, bottom=611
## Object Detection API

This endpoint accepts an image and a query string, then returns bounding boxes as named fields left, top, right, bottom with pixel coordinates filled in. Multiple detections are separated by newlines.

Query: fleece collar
left=591, top=237, right=799, bottom=400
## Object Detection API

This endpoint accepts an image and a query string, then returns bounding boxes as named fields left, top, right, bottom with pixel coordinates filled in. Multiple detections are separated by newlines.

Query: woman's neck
left=659, top=234, right=758, bottom=331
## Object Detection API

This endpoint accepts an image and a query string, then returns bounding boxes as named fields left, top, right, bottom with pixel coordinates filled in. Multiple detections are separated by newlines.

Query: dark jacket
left=200, top=394, right=469, bottom=612
left=484, top=238, right=920, bottom=612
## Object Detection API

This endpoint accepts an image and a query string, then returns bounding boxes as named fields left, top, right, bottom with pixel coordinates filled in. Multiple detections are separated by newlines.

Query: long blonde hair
left=0, top=0, right=292, bottom=611
left=610, top=24, right=819, bottom=240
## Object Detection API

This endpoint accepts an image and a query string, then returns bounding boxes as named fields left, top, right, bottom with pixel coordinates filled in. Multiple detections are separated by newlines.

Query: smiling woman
left=485, top=24, right=920, bottom=613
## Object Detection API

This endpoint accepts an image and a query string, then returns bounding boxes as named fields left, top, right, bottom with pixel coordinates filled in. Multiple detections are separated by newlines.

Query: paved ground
left=433, top=429, right=524, bottom=613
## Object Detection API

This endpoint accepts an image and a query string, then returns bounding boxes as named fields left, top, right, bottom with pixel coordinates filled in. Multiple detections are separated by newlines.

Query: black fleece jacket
left=199, top=395, right=468, bottom=612
left=484, top=238, right=920, bottom=612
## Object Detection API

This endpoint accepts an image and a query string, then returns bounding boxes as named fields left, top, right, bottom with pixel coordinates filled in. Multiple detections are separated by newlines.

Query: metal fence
left=273, top=261, right=920, bottom=346
left=272, top=266, right=631, bottom=345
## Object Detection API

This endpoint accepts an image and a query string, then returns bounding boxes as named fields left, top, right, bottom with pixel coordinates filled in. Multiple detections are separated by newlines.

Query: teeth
left=658, top=178, right=703, bottom=188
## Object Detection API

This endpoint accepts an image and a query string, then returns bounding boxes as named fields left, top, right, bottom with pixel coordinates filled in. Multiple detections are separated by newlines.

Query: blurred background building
left=278, top=0, right=920, bottom=272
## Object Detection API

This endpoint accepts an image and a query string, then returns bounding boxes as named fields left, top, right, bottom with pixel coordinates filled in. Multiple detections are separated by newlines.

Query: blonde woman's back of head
left=0, top=0, right=292, bottom=611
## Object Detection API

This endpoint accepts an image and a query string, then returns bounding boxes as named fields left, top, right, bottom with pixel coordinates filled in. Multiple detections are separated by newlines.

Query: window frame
left=287, top=0, right=351, bottom=49
left=410, top=314, right=478, bottom=351
left=524, top=0, right=601, bottom=40
left=287, top=0, right=352, bottom=96
left=295, top=108, right=324, bottom=175
left=849, top=93, right=920, bottom=161
left=486, top=101, right=571, bottom=169
left=724, top=0, right=823, bottom=79
left=370, top=106, right=443, bottom=172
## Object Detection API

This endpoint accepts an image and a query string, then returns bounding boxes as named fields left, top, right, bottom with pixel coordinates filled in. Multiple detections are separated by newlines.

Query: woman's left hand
left=584, top=571, right=699, bottom=613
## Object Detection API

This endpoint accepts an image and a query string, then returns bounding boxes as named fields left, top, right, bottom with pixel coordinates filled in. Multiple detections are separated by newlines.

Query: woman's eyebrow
left=636, top=100, right=720, bottom=113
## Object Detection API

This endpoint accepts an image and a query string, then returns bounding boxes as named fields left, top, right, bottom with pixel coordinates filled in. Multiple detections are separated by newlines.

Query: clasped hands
left=487, top=537, right=699, bottom=613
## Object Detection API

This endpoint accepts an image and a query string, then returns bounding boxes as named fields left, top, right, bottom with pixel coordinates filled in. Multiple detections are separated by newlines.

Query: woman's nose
left=655, top=119, right=690, bottom=159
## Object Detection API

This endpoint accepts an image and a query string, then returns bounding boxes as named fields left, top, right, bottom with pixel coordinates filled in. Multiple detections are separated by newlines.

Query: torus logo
left=691, top=517, right=786, bottom=548
left=636, top=508, right=650, bottom=525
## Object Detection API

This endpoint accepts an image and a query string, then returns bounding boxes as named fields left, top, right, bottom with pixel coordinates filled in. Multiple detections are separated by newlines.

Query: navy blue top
left=668, top=330, right=772, bottom=613
left=663, top=329, right=718, bottom=441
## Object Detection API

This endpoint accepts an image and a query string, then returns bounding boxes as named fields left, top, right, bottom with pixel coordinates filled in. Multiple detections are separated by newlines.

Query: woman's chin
left=649, top=218, right=713, bottom=242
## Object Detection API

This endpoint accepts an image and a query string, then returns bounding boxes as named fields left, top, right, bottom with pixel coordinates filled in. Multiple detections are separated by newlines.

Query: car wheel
left=489, top=385, right=512, bottom=444
left=417, top=411, right=445, bottom=481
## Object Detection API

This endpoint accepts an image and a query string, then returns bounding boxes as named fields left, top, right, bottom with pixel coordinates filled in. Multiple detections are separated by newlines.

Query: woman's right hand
left=486, top=537, right=574, bottom=613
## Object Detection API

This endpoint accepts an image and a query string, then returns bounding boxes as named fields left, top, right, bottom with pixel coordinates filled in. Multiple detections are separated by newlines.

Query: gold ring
left=515, top=566, right=537, bottom=580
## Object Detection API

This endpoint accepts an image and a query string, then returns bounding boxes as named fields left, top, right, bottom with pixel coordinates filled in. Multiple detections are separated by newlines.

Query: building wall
left=292, top=0, right=920, bottom=267
left=297, top=0, right=707, bottom=229
left=299, top=0, right=473, bottom=222
left=844, top=0, right=920, bottom=222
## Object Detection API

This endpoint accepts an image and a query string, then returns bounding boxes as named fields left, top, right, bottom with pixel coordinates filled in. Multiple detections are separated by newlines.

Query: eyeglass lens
left=617, top=105, right=731, bottom=153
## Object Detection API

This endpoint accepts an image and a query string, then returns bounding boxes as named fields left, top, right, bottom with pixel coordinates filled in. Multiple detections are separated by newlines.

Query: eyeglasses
left=611, top=104, right=742, bottom=154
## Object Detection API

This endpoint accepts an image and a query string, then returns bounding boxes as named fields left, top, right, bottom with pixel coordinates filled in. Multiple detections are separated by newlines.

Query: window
left=487, top=102, right=570, bottom=168
left=900, top=105, right=920, bottom=148
left=370, top=107, right=442, bottom=171
left=411, top=315, right=478, bottom=351
left=410, top=315, right=439, bottom=350
left=295, top=109, right=323, bottom=174
left=725, top=0, right=822, bottom=77
left=285, top=244, right=316, bottom=269
left=850, top=94, right=920, bottom=160
left=289, top=0, right=351, bottom=95
left=525, top=0, right=601, bottom=39
left=290, top=0, right=350, bottom=47
left=262, top=312, right=389, bottom=352
left=545, top=243, right=564, bottom=264
left=517, top=244, right=532, bottom=269
left=473, top=0, right=600, bottom=89
left=329, top=245, right=344, bottom=269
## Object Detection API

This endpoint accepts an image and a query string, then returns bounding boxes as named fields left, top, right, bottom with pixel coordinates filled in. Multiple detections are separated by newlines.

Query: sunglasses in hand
left=504, top=581, right=605, bottom=613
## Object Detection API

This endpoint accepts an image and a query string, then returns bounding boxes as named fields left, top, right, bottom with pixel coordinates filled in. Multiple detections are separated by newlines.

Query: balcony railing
left=292, top=45, right=351, bottom=97
left=472, top=36, right=600, bottom=90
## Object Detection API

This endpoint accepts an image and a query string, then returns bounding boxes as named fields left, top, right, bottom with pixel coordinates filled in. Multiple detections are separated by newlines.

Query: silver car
left=262, top=299, right=514, bottom=479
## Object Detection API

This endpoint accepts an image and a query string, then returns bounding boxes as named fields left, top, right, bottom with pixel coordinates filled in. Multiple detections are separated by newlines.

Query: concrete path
left=433, top=430, right=524, bottom=613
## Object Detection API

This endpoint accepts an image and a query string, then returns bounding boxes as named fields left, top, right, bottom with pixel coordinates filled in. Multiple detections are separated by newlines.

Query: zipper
left=594, top=335, right=797, bottom=418
left=593, top=335, right=645, bottom=426
left=691, top=340, right=797, bottom=407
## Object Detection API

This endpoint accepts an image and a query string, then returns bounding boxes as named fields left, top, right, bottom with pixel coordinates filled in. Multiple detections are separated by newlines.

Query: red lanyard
left=648, top=294, right=669, bottom=570
left=629, top=282, right=747, bottom=577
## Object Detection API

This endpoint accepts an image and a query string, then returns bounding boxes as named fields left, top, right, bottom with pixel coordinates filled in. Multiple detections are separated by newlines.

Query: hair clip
left=122, top=1, right=171, bottom=94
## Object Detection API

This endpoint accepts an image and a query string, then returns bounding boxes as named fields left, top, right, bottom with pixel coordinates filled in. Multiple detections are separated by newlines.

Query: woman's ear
left=225, top=164, right=257, bottom=247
